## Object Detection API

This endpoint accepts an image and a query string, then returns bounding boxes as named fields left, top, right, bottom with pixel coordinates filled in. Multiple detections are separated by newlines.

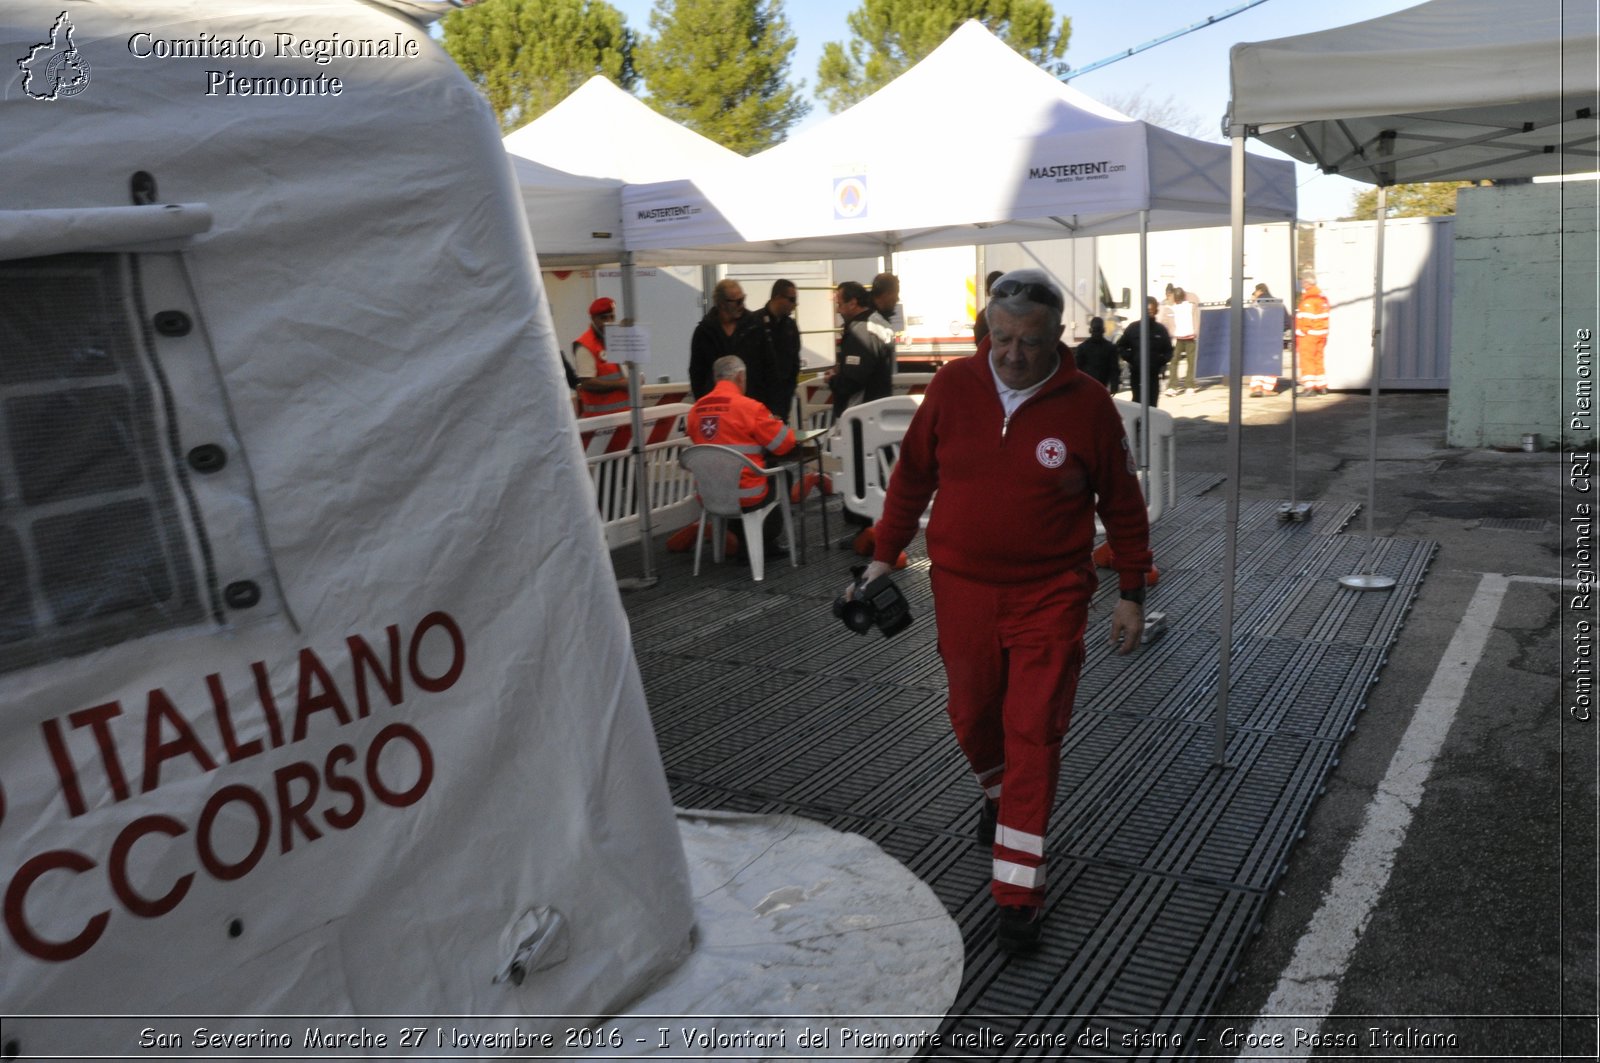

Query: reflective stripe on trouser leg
left=931, top=565, right=1091, bottom=907
left=976, top=763, right=1004, bottom=801
left=993, top=857, right=1044, bottom=890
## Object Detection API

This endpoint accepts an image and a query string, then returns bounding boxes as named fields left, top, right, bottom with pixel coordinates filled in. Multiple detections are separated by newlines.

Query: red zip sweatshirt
left=872, top=341, right=1152, bottom=589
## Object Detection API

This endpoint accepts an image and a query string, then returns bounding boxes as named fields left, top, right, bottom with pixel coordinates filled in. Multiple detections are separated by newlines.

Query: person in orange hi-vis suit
left=688, top=354, right=797, bottom=557
left=1296, top=279, right=1331, bottom=395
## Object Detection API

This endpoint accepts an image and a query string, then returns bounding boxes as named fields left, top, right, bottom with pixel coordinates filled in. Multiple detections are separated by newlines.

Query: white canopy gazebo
left=623, top=21, right=1296, bottom=262
left=506, top=75, right=745, bottom=267
left=1211, top=0, right=1600, bottom=756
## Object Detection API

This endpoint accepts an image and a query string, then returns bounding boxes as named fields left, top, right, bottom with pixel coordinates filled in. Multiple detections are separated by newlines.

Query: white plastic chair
left=678, top=444, right=797, bottom=582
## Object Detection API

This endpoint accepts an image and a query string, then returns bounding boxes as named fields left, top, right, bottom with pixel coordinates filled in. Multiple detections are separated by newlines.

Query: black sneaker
left=996, top=905, right=1043, bottom=954
left=977, top=798, right=997, bottom=847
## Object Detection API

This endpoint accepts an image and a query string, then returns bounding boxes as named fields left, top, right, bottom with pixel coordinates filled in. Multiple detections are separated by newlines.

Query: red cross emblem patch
left=1036, top=437, right=1067, bottom=468
left=700, top=415, right=720, bottom=440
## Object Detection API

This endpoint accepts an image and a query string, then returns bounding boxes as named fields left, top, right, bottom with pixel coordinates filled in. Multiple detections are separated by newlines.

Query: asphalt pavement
left=1148, top=382, right=1596, bottom=1060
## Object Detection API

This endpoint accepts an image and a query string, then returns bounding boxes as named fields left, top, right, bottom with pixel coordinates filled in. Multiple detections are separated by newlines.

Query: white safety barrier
left=826, top=394, right=1178, bottom=527
left=586, top=404, right=700, bottom=548
left=826, top=395, right=924, bottom=525
left=578, top=401, right=693, bottom=457
left=796, top=372, right=935, bottom=432
left=1116, top=397, right=1177, bottom=525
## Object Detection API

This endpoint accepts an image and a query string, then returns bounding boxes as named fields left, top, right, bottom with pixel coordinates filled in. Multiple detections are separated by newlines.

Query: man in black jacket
left=829, top=279, right=894, bottom=420
left=1116, top=297, right=1173, bottom=406
left=754, top=278, right=802, bottom=420
left=1074, top=316, right=1120, bottom=394
left=690, top=278, right=772, bottom=406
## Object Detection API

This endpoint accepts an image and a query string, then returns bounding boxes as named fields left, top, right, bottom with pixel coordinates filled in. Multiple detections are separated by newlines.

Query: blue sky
left=607, top=0, right=1424, bottom=219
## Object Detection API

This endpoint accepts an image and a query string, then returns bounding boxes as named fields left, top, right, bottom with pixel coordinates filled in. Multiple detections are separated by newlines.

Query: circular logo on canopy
left=833, top=176, right=868, bottom=220
left=1036, top=437, right=1067, bottom=468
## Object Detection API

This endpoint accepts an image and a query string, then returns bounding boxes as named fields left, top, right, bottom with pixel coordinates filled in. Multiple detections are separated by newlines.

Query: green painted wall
left=1448, top=182, right=1599, bottom=449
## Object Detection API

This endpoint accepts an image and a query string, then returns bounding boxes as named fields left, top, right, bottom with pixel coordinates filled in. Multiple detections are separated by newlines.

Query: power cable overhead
left=1062, top=0, right=1274, bottom=80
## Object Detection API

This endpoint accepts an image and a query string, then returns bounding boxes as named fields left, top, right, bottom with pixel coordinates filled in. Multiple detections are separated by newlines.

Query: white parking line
left=1242, top=572, right=1567, bottom=1054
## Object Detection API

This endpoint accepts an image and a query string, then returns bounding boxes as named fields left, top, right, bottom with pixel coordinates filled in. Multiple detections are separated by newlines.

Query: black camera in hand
left=832, top=564, right=913, bottom=638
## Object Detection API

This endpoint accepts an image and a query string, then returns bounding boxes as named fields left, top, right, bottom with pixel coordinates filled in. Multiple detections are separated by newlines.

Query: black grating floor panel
left=618, top=483, right=1433, bottom=1057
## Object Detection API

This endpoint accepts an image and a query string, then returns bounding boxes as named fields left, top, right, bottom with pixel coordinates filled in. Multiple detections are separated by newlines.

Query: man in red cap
left=572, top=296, right=629, bottom=417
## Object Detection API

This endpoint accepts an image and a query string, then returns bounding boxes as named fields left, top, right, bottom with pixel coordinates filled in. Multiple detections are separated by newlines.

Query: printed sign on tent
left=833, top=174, right=868, bottom=221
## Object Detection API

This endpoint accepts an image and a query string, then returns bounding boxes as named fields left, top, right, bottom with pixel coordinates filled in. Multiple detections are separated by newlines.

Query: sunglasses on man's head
left=990, top=278, right=1065, bottom=313
left=720, top=295, right=745, bottom=305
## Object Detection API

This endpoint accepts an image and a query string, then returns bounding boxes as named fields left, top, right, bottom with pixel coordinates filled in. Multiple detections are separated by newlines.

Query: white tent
left=507, top=155, right=626, bottom=267
left=0, top=0, right=693, bottom=1043
left=623, top=20, right=1298, bottom=262
left=504, top=74, right=743, bottom=183
left=1229, top=0, right=1599, bottom=184
left=1206, top=0, right=1600, bottom=757
left=506, top=75, right=744, bottom=267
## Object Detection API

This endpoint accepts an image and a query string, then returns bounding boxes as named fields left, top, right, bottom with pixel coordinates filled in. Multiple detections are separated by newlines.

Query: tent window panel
left=0, top=252, right=208, bottom=675
left=35, top=499, right=176, bottom=625
left=0, top=527, right=33, bottom=644
left=8, top=387, right=145, bottom=504
left=0, top=270, right=122, bottom=384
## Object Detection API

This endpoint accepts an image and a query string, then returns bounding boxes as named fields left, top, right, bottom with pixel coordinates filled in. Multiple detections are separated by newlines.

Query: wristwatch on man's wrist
left=1119, top=585, right=1146, bottom=606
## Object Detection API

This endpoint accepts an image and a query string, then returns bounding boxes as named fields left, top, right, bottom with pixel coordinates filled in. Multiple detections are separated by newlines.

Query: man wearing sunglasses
left=689, top=278, right=774, bottom=408
left=755, top=279, right=802, bottom=421
left=856, top=269, right=1152, bottom=953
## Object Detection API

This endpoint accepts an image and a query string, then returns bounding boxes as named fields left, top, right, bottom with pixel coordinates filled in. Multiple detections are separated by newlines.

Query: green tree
left=635, top=0, right=810, bottom=156
left=817, top=0, right=1070, bottom=113
left=440, top=0, right=636, bottom=133
left=1344, top=181, right=1482, bottom=220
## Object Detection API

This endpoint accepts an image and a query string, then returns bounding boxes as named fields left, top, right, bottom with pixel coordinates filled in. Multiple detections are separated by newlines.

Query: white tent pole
left=1217, top=133, right=1248, bottom=769
left=617, top=251, right=658, bottom=591
left=1288, top=220, right=1300, bottom=506
left=1138, top=209, right=1151, bottom=472
left=975, top=244, right=986, bottom=325
left=1340, top=182, right=1397, bottom=591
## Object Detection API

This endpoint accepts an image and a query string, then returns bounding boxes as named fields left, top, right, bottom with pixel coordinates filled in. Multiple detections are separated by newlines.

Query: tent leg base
left=1339, top=573, right=1396, bottom=591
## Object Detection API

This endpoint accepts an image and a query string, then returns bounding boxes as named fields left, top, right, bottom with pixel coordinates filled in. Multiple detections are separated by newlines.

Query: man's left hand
left=1109, top=600, right=1144, bottom=655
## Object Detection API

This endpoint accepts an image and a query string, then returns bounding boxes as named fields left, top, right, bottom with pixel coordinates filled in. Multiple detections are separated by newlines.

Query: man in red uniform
left=688, top=355, right=797, bottom=558
left=1296, top=278, right=1331, bottom=395
left=858, top=269, right=1151, bottom=953
left=572, top=296, right=629, bottom=417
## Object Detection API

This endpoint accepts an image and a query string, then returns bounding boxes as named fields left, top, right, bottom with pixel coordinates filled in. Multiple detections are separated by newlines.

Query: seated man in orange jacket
left=687, top=354, right=798, bottom=558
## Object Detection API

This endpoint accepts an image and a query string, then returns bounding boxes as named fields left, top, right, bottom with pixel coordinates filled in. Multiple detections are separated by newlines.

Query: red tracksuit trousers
left=931, top=564, right=1092, bottom=908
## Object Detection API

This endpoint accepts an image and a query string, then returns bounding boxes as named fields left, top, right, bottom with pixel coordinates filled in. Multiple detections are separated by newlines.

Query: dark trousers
left=1125, top=370, right=1160, bottom=407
